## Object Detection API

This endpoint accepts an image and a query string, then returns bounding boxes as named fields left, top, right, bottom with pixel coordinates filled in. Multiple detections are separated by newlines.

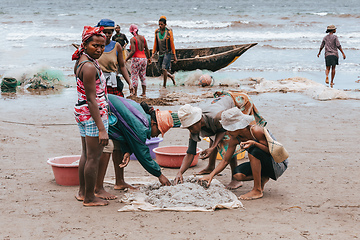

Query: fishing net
left=118, top=176, right=243, bottom=212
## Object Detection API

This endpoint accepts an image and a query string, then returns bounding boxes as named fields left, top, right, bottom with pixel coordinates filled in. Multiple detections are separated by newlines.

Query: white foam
left=252, top=77, right=350, bottom=100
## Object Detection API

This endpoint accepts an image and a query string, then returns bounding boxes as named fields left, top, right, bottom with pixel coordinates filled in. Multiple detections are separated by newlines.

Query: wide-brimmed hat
left=155, top=109, right=174, bottom=136
left=326, top=25, right=336, bottom=33
left=178, top=104, right=202, bottom=128
left=264, top=128, right=289, bottom=163
left=97, top=19, right=115, bottom=30
left=220, top=107, right=254, bottom=131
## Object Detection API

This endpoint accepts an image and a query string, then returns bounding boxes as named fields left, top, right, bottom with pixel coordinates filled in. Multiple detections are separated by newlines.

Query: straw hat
left=220, top=107, right=254, bottom=131
left=178, top=104, right=202, bottom=128
left=263, top=128, right=289, bottom=163
left=97, top=19, right=115, bottom=30
left=155, top=109, right=174, bottom=136
left=326, top=25, right=336, bottom=33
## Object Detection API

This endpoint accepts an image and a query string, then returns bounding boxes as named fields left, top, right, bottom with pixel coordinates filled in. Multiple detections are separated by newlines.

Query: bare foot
left=325, top=76, right=329, bottom=84
left=239, top=189, right=263, bottom=200
left=330, top=82, right=334, bottom=88
left=226, top=180, right=243, bottom=190
left=75, top=193, right=84, bottom=201
left=140, top=93, right=146, bottom=98
left=196, top=167, right=214, bottom=175
left=114, top=182, right=137, bottom=190
left=83, top=196, right=109, bottom=207
left=95, top=189, right=117, bottom=200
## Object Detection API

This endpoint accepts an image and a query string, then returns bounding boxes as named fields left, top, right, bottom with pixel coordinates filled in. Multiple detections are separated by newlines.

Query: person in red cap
left=72, top=26, right=109, bottom=207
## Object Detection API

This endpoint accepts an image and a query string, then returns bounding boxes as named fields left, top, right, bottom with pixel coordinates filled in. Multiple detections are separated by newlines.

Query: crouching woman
left=200, top=107, right=288, bottom=200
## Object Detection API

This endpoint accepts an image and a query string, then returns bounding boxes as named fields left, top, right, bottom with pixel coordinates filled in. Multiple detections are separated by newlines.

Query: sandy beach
left=0, top=89, right=359, bottom=239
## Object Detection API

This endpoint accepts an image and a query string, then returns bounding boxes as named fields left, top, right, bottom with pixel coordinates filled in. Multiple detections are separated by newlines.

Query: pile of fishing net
left=119, top=176, right=243, bottom=212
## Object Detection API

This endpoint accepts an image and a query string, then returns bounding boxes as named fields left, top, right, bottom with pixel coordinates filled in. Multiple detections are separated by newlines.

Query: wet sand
left=0, top=90, right=359, bottom=239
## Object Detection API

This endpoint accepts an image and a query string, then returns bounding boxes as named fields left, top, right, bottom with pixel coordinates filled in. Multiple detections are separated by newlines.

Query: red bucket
left=47, top=155, right=80, bottom=186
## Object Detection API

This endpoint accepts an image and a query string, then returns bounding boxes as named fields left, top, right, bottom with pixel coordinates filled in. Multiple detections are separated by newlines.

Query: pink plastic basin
left=153, top=145, right=202, bottom=168
left=47, top=155, right=80, bottom=186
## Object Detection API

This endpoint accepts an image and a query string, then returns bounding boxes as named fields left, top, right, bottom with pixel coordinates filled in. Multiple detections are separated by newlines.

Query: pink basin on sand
left=153, top=145, right=202, bottom=168
left=47, top=155, right=80, bottom=186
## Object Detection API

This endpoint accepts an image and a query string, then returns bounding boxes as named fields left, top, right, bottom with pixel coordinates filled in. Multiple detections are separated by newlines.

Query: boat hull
left=146, top=43, right=257, bottom=77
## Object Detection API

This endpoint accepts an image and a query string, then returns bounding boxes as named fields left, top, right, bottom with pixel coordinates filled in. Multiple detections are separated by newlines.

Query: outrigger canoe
left=72, top=43, right=257, bottom=77
left=146, top=43, right=257, bottom=77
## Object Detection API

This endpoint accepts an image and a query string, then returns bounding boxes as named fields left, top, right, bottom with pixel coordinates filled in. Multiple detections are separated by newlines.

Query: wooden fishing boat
left=146, top=43, right=257, bottom=77
left=72, top=43, right=257, bottom=77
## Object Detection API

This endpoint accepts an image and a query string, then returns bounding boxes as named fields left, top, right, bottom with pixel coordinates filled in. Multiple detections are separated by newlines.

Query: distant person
left=112, top=25, right=129, bottom=48
left=72, top=26, right=109, bottom=206
left=151, top=16, right=177, bottom=88
left=200, top=107, right=288, bottom=200
left=125, top=24, right=151, bottom=97
left=97, top=19, right=134, bottom=97
left=317, top=25, right=346, bottom=88
left=174, top=91, right=267, bottom=190
left=96, top=94, right=174, bottom=191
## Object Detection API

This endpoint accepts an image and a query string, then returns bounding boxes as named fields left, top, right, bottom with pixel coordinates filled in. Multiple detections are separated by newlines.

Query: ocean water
left=1, top=0, right=360, bottom=95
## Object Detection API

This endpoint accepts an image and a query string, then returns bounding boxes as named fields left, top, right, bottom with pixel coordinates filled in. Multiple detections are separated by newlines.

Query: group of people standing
left=96, top=16, right=177, bottom=99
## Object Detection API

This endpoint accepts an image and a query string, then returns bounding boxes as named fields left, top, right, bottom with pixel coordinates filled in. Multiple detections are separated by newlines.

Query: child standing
left=317, top=25, right=346, bottom=88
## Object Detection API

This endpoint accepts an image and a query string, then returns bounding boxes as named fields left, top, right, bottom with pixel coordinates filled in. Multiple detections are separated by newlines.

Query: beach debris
left=198, top=74, right=214, bottom=87
left=165, top=92, right=213, bottom=105
left=127, top=95, right=174, bottom=106
left=1, top=77, right=18, bottom=93
left=282, top=206, right=302, bottom=211
left=23, top=72, right=60, bottom=90
left=119, top=176, right=243, bottom=212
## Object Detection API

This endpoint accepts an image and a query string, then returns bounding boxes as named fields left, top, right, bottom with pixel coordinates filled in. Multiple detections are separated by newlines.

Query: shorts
left=103, top=139, right=121, bottom=153
left=234, top=145, right=276, bottom=180
left=325, top=55, right=338, bottom=67
left=77, top=118, right=109, bottom=137
left=158, top=53, right=172, bottom=70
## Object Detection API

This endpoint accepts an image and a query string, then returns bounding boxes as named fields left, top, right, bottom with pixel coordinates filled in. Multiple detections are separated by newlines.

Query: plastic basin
left=47, top=155, right=80, bottom=186
left=153, top=145, right=202, bottom=168
left=130, top=137, right=163, bottom=160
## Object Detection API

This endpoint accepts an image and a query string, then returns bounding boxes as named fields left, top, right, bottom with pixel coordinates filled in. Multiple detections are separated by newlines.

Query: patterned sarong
left=213, top=90, right=267, bottom=159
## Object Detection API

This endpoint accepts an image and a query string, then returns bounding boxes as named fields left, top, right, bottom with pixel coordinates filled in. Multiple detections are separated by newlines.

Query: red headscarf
left=72, top=26, right=106, bottom=61
left=129, top=24, right=138, bottom=36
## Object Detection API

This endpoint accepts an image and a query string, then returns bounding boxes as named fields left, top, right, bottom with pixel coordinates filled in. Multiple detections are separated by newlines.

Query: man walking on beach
left=317, top=25, right=346, bottom=88
left=151, top=16, right=177, bottom=88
